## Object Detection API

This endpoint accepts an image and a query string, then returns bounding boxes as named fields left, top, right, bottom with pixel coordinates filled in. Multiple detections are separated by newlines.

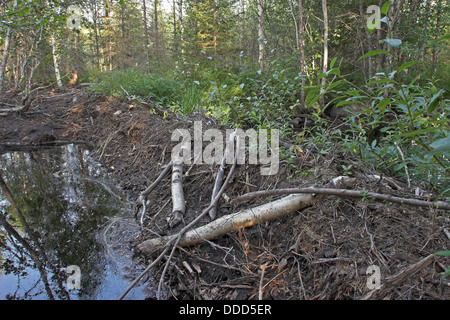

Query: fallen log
left=167, top=161, right=186, bottom=228
left=137, top=193, right=313, bottom=254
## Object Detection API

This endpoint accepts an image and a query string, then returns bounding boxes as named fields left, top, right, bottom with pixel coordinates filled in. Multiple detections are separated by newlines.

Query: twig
left=117, top=246, right=170, bottom=300
left=258, top=264, right=268, bottom=300
left=231, top=187, right=450, bottom=210
left=178, top=247, right=245, bottom=273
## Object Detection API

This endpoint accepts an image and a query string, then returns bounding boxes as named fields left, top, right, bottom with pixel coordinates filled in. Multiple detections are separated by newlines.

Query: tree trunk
left=179, top=0, right=184, bottom=57
left=213, top=2, right=217, bottom=57
left=257, top=0, right=265, bottom=69
left=142, top=0, right=150, bottom=58
left=360, top=0, right=373, bottom=80
left=51, top=33, right=63, bottom=87
left=298, top=0, right=306, bottom=110
left=172, top=0, right=178, bottom=54
left=0, top=0, right=18, bottom=93
left=320, top=0, right=328, bottom=107
left=154, top=0, right=160, bottom=57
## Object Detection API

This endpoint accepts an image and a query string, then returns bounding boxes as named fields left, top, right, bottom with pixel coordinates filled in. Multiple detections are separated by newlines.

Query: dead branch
left=135, top=160, right=173, bottom=221
left=167, top=161, right=186, bottom=228
left=0, top=101, right=28, bottom=116
left=138, top=193, right=313, bottom=255
left=231, top=187, right=450, bottom=210
left=209, top=130, right=236, bottom=220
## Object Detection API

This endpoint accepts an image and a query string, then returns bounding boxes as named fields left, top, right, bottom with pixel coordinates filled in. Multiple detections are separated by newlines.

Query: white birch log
left=167, top=161, right=185, bottom=228
left=138, top=193, right=313, bottom=254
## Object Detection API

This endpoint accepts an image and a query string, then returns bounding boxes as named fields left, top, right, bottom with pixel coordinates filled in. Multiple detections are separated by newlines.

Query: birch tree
left=320, top=0, right=328, bottom=106
left=257, top=0, right=265, bottom=69
left=51, top=33, right=63, bottom=87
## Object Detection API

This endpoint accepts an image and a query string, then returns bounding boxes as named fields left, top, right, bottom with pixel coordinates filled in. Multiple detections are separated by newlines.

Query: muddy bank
left=1, top=86, right=449, bottom=300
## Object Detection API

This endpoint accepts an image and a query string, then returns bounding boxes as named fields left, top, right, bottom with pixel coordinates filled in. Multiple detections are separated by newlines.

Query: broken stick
left=138, top=193, right=313, bottom=254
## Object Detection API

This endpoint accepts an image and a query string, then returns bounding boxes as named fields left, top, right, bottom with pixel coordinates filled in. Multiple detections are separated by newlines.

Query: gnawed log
left=138, top=193, right=313, bottom=254
left=167, top=161, right=185, bottom=228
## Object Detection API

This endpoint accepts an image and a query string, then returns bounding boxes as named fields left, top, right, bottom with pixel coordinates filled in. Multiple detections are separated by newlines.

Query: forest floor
left=1, top=85, right=449, bottom=300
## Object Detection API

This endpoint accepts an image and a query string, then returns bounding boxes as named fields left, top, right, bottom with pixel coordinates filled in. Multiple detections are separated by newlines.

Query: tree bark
left=231, top=187, right=450, bottom=210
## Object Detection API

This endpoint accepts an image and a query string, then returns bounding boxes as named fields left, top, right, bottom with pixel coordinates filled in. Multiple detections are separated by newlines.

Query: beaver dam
left=0, top=86, right=449, bottom=300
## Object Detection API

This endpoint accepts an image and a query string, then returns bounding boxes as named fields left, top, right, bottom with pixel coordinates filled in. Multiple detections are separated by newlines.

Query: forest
left=0, top=0, right=449, bottom=301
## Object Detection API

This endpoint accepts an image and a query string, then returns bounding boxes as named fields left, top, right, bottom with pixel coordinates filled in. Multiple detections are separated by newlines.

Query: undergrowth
left=89, top=45, right=449, bottom=197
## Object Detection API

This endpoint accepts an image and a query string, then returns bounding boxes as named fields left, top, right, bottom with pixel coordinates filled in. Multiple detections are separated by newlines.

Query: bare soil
left=1, top=85, right=449, bottom=300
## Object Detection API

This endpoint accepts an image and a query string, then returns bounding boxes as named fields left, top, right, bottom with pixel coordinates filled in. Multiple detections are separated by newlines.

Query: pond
left=0, top=144, right=146, bottom=300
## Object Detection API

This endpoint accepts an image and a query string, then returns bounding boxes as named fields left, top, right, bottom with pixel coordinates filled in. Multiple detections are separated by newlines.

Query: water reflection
left=0, top=144, right=144, bottom=300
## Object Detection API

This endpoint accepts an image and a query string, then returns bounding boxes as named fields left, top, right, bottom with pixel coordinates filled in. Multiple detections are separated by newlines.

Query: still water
left=0, top=144, right=146, bottom=300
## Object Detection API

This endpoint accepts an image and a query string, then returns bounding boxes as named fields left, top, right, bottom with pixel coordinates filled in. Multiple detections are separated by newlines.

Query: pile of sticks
left=119, top=133, right=450, bottom=300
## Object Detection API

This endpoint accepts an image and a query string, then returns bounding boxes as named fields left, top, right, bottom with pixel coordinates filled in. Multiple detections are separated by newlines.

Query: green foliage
left=342, top=74, right=449, bottom=188
left=53, top=0, right=450, bottom=194
left=91, top=69, right=181, bottom=106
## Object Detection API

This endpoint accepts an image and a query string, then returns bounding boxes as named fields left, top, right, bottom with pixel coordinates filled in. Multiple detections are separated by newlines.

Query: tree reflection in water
left=0, top=144, right=138, bottom=300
